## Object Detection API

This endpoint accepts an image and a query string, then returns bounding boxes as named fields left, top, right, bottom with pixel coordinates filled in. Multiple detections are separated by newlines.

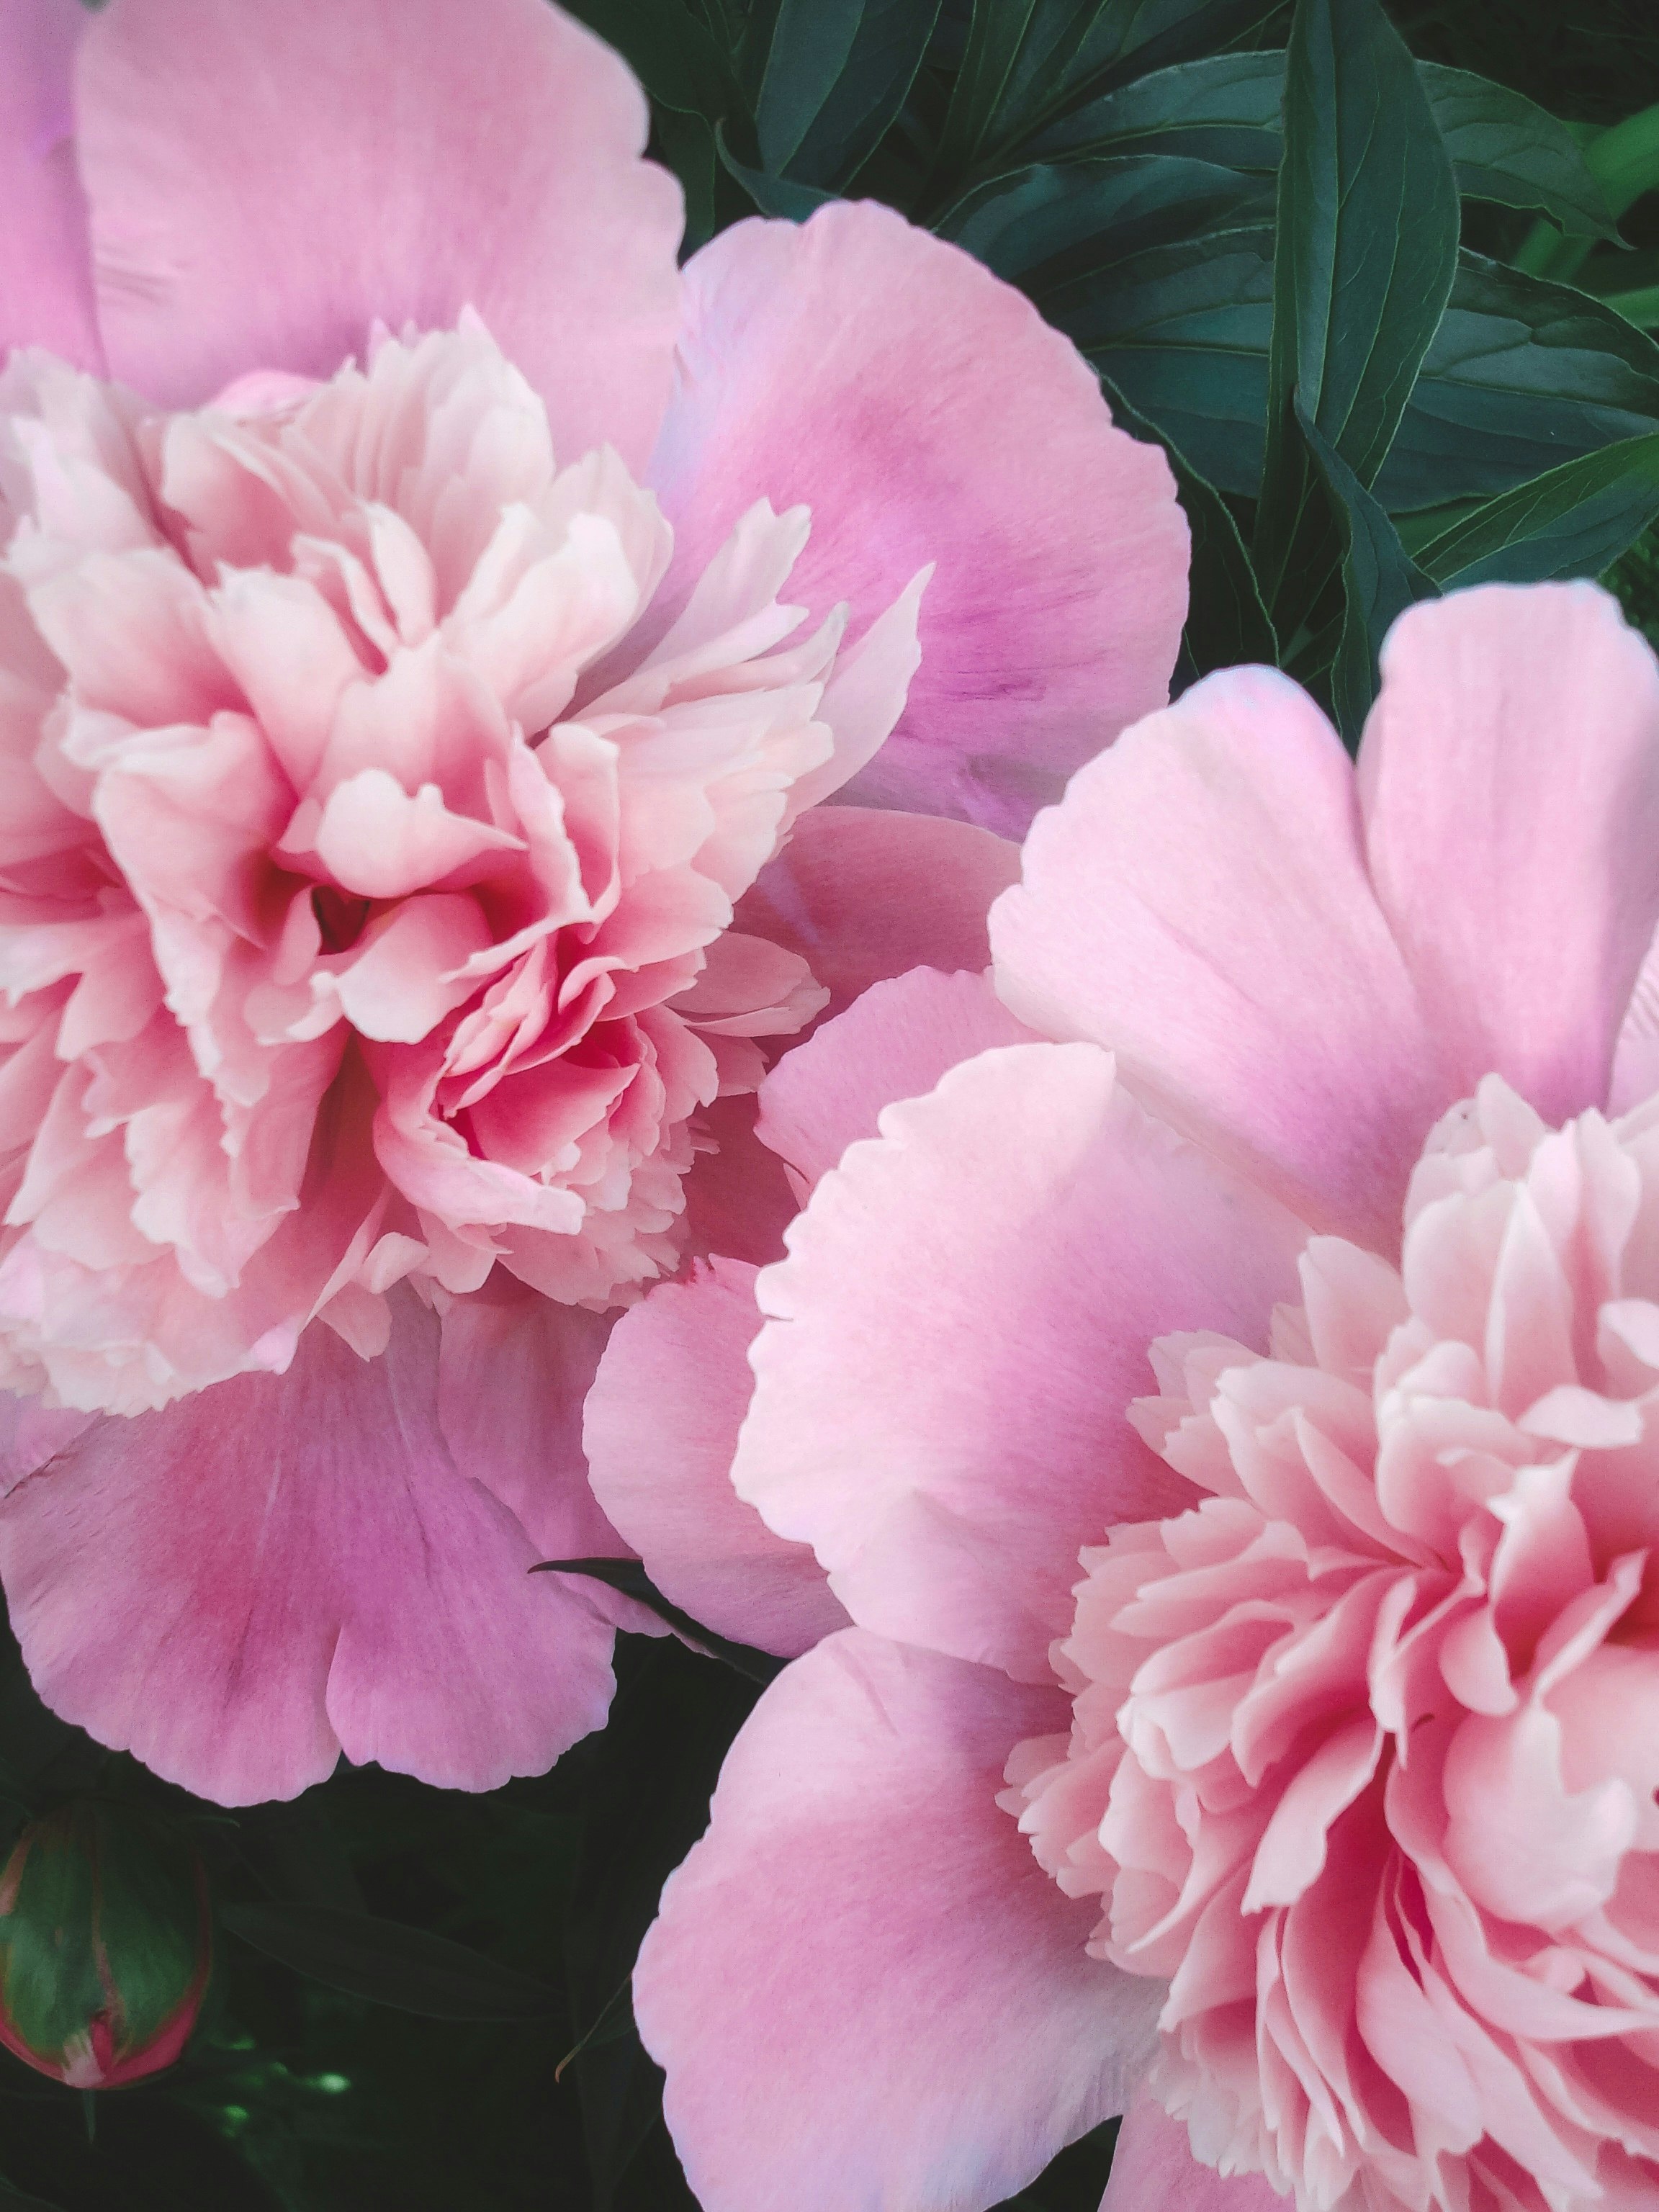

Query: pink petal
left=734, top=1043, right=1310, bottom=1682
left=679, top=1093, right=801, bottom=1269
left=992, top=667, right=1445, bottom=1250
left=1102, top=2085, right=1287, bottom=2212
left=636, top=1628, right=1161, bottom=2212
left=0, top=1292, right=617, bottom=1802
left=649, top=202, right=1187, bottom=839
left=0, top=0, right=102, bottom=369
left=437, top=1276, right=667, bottom=1640
left=734, top=803, right=1021, bottom=1021
left=585, top=1256, right=845, bottom=1655
left=74, top=0, right=683, bottom=465
left=757, top=965, right=1036, bottom=1192
left=1359, top=583, right=1659, bottom=1125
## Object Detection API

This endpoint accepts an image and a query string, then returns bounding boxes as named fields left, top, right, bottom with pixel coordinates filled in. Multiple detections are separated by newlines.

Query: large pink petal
left=1359, top=583, right=1659, bottom=1125
left=1101, top=2087, right=1287, bottom=2212
left=636, top=1628, right=1161, bottom=2212
left=585, top=1256, right=845, bottom=1656
left=757, top=965, right=1035, bottom=1193
left=0, top=0, right=102, bottom=369
left=650, top=202, right=1187, bottom=840
left=0, top=1293, right=617, bottom=1803
left=733, top=804, right=1021, bottom=1021
left=992, top=667, right=1445, bottom=1250
left=74, top=0, right=683, bottom=465
left=734, top=1043, right=1310, bottom=1682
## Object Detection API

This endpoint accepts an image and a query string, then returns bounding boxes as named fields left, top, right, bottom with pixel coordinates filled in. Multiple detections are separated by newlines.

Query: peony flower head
left=0, top=0, right=1187, bottom=1802
left=1013, top=1073, right=1659, bottom=2212
left=622, top=583, right=1659, bottom=2212
left=0, top=320, right=920, bottom=1413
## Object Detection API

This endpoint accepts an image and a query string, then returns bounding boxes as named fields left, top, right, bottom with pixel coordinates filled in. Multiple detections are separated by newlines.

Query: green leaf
left=1413, top=430, right=1659, bottom=586
left=778, top=0, right=943, bottom=186
left=1044, top=222, right=1277, bottom=494
left=938, top=0, right=1280, bottom=180
left=1254, top=0, right=1459, bottom=630
left=716, top=120, right=838, bottom=217
left=941, top=153, right=1271, bottom=280
left=559, top=0, right=737, bottom=123
left=654, top=107, right=720, bottom=253
left=1380, top=253, right=1659, bottom=508
left=1294, top=399, right=1438, bottom=745
left=1020, top=48, right=1282, bottom=167
left=1099, top=373, right=1276, bottom=683
left=1056, top=233, right=1659, bottom=508
left=755, top=0, right=864, bottom=173
left=1416, top=63, right=1620, bottom=239
left=0, top=2177, right=64, bottom=2212
left=221, top=1902, right=562, bottom=2021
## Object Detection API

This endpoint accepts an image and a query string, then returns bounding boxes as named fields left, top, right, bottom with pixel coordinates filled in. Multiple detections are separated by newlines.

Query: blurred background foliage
left=9, top=0, right=1659, bottom=2204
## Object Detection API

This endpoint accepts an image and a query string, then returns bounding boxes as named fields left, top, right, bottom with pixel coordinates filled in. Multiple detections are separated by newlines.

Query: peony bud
left=0, top=1803, right=211, bottom=2088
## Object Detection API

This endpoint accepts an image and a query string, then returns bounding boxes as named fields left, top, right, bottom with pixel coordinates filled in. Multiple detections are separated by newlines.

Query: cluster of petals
left=611, top=582, right=1659, bottom=2212
left=0, top=0, right=1185, bottom=1802
left=0, top=323, right=920, bottom=1411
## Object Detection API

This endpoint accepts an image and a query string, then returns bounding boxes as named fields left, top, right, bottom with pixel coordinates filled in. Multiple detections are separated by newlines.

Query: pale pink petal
left=1102, top=2087, right=1287, bottom=2212
left=757, top=966, right=1036, bottom=1193
left=734, top=804, right=1021, bottom=1020
left=649, top=202, right=1187, bottom=839
left=0, top=0, right=101, bottom=369
left=734, top=1043, right=1310, bottom=1681
left=0, top=1291, right=617, bottom=1803
left=1359, top=583, right=1659, bottom=1125
left=74, top=0, right=683, bottom=464
left=636, top=1629, right=1162, bottom=2212
left=585, top=1256, right=845, bottom=1655
left=992, top=667, right=1445, bottom=1250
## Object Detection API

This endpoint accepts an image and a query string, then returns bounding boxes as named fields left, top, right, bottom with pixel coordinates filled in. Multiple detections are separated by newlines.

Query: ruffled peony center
left=1006, top=1076, right=1659, bottom=2212
left=0, top=320, right=923, bottom=1411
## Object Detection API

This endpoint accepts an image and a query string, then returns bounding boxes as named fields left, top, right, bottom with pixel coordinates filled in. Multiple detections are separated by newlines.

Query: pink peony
left=625, top=583, right=1659, bottom=2212
left=0, top=0, right=1186, bottom=1801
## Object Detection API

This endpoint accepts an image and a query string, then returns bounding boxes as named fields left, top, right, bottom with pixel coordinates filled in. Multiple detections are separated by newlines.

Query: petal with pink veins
left=73, top=0, right=683, bottom=464
left=992, top=667, right=1445, bottom=1251
left=0, top=1289, right=618, bottom=1803
left=735, top=1042, right=1311, bottom=1682
left=1359, top=583, right=1659, bottom=1125
left=636, top=1628, right=1162, bottom=2212
left=648, top=201, right=1187, bottom=839
left=0, top=0, right=102, bottom=370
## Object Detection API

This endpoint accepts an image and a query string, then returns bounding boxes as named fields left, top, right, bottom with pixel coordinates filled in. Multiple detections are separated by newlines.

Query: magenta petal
left=75, top=0, right=683, bottom=462
left=651, top=202, right=1187, bottom=838
left=735, top=1043, right=1310, bottom=1681
left=734, top=804, right=1021, bottom=1020
left=0, top=1295, right=617, bottom=1802
left=637, top=1629, right=1161, bottom=2212
left=1102, top=2087, right=1287, bottom=2212
left=1359, top=583, right=1659, bottom=1124
left=0, top=0, right=102, bottom=368
left=992, top=667, right=1444, bottom=1249
left=585, top=1256, right=845, bottom=1656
